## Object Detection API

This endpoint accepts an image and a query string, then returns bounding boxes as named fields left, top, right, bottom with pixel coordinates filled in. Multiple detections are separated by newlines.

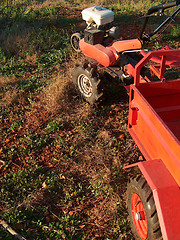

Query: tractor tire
left=72, top=65, right=103, bottom=104
left=71, top=33, right=82, bottom=53
left=126, top=175, right=162, bottom=240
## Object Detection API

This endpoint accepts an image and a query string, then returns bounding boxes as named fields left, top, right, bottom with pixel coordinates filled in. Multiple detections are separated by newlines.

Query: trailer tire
left=72, top=65, right=103, bottom=104
left=126, top=175, right=162, bottom=240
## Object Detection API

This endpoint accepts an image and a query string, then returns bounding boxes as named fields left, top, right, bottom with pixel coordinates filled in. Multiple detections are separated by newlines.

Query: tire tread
left=126, top=175, right=162, bottom=239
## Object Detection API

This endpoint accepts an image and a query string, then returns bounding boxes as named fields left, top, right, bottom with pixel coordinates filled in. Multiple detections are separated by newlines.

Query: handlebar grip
left=148, top=1, right=177, bottom=15
left=162, top=1, right=177, bottom=8
left=140, top=1, right=179, bottom=41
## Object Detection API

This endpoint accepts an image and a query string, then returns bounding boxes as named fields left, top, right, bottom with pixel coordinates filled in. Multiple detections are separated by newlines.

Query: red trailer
left=125, top=49, right=180, bottom=240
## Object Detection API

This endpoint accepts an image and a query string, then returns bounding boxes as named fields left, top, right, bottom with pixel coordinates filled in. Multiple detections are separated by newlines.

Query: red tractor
left=71, top=1, right=180, bottom=104
left=71, top=2, right=180, bottom=240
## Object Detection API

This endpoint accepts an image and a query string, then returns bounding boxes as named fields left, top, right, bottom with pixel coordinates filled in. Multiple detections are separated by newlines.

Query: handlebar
left=148, top=1, right=177, bottom=15
left=140, top=1, right=180, bottom=41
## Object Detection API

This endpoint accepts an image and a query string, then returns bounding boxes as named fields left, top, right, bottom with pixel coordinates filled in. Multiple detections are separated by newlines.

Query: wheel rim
left=72, top=36, right=79, bottom=50
left=77, top=74, right=92, bottom=98
left=71, top=34, right=81, bottom=52
left=131, top=193, right=148, bottom=240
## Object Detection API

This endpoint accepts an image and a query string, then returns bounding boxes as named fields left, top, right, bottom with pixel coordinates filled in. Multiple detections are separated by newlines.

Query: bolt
left=135, top=211, right=145, bottom=221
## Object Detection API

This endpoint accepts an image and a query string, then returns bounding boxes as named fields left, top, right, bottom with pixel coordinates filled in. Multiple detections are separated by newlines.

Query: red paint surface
left=131, top=193, right=148, bottom=240
left=127, top=49, right=180, bottom=239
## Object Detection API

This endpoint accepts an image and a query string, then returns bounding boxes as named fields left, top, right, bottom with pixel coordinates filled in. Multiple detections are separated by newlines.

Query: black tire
left=71, top=33, right=82, bottom=52
left=126, top=175, right=162, bottom=240
left=72, top=65, right=103, bottom=104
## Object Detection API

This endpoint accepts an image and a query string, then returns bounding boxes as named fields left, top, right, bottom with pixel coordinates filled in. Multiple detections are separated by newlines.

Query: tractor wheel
left=72, top=65, right=103, bottom=104
left=71, top=33, right=82, bottom=52
left=126, top=175, right=162, bottom=240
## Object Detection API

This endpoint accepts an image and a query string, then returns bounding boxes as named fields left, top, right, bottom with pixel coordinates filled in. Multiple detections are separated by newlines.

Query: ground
left=0, top=1, right=179, bottom=239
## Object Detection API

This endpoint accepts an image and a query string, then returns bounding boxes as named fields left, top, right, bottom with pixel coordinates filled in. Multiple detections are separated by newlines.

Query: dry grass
left=0, top=76, right=16, bottom=87
left=114, top=0, right=155, bottom=11
left=24, top=0, right=63, bottom=10
left=40, top=73, right=76, bottom=114
left=24, top=53, right=37, bottom=66
left=41, top=75, right=68, bottom=113
left=97, top=130, right=111, bottom=142
left=1, top=88, right=19, bottom=107
left=62, top=0, right=159, bottom=11
left=0, top=76, right=18, bottom=106
left=39, top=53, right=85, bottom=114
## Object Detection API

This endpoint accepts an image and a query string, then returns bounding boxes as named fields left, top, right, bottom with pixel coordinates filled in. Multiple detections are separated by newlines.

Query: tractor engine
left=82, top=6, right=119, bottom=45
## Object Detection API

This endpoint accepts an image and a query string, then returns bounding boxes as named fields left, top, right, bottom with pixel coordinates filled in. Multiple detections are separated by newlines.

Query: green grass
left=0, top=0, right=179, bottom=239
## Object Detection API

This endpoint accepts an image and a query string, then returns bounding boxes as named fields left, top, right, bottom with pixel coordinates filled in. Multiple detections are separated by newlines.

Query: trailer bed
left=145, top=80, right=180, bottom=140
left=129, top=79, right=180, bottom=184
left=128, top=78, right=180, bottom=239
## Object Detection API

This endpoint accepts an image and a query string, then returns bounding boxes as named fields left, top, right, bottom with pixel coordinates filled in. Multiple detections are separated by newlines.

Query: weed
left=45, top=119, right=63, bottom=133
left=161, top=24, right=180, bottom=48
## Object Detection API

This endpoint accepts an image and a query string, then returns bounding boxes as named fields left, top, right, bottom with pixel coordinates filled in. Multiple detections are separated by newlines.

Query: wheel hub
left=72, top=36, right=79, bottom=50
left=78, top=74, right=93, bottom=97
left=131, top=193, right=148, bottom=240
left=135, top=211, right=145, bottom=221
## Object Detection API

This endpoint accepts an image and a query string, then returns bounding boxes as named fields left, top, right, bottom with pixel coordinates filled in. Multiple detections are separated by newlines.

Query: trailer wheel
left=72, top=65, right=103, bottom=104
left=126, top=175, right=162, bottom=240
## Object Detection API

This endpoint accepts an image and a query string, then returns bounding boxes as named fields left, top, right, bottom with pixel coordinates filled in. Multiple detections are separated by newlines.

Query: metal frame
left=125, top=49, right=180, bottom=239
left=134, top=49, right=180, bottom=85
left=140, top=1, right=180, bottom=40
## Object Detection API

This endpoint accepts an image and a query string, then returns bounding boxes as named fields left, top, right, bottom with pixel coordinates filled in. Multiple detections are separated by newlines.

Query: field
left=0, top=0, right=179, bottom=239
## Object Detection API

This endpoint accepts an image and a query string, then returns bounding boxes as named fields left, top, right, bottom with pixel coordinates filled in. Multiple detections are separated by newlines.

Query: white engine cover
left=82, top=6, right=114, bottom=26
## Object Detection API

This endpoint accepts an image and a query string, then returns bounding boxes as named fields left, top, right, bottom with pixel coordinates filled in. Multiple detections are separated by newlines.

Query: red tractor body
left=79, top=38, right=142, bottom=67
